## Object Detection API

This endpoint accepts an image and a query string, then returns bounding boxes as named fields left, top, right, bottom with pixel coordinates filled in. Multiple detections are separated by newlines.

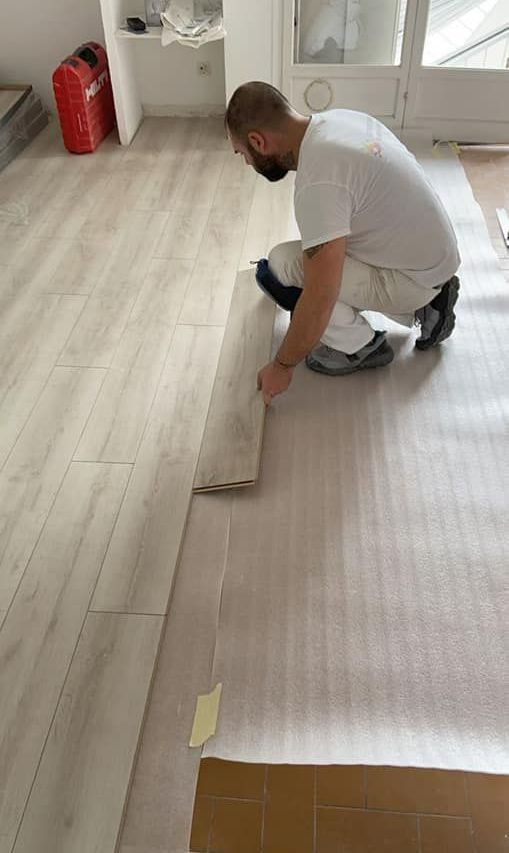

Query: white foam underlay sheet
left=199, top=143, right=509, bottom=772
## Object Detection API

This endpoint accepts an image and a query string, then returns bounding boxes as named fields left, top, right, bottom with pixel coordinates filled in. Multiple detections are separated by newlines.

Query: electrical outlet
left=198, top=61, right=211, bottom=76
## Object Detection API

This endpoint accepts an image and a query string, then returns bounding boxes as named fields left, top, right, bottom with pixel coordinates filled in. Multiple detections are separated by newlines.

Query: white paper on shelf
left=161, top=0, right=225, bottom=47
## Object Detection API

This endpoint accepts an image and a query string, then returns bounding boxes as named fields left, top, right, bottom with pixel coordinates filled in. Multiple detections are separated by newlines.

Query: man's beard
left=247, top=143, right=289, bottom=182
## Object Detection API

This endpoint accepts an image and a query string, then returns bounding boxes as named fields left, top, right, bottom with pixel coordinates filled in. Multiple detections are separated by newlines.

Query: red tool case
left=53, top=42, right=116, bottom=154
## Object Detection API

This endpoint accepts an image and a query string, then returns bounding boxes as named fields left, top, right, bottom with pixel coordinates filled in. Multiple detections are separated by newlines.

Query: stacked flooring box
left=0, top=86, right=48, bottom=172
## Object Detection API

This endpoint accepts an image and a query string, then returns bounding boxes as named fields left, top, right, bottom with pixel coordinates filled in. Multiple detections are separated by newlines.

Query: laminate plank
left=13, top=612, right=163, bottom=853
left=135, top=152, right=193, bottom=213
left=79, top=171, right=151, bottom=243
left=119, top=116, right=202, bottom=173
left=45, top=237, right=120, bottom=295
left=17, top=120, right=67, bottom=160
left=119, top=493, right=232, bottom=853
left=196, top=116, right=230, bottom=151
left=154, top=205, right=211, bottom=260
left=178, top=183, right=255, bottom=326
left=74, top=258, right=192, bottom=463
left=114, top=116, right=175, bottom=172
left=0, top=461, right=130, bottom=853
left=0, top=159, right=88, bottom=264
left=58, top=211, right=168, bottom=368
left=91, top=324, right=223, bottom=614
left=238, top=175, right=295, bottom=269
left=153, top=151, right=227, bottom=259
left=7, top=238, right=86, bottom=295
left=194, top=269, right=275, bottom=492
left=0, top=88, right=25, bottom=120
left=0, top=366, right=104, bottom=610
left=0, top=293, right=86, bottom=467
left=41, top=163, right=112, bottom=212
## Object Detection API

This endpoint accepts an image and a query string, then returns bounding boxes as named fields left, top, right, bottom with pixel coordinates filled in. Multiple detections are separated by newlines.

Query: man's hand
left=257, top=360, right=294, bottom=406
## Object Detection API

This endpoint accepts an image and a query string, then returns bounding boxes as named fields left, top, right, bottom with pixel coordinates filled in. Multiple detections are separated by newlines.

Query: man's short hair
left=225, top=81, right=292, bottom=142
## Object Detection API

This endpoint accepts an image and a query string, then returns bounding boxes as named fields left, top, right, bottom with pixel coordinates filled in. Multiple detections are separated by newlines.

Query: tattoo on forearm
left=304, top=243, right=326, bottom=260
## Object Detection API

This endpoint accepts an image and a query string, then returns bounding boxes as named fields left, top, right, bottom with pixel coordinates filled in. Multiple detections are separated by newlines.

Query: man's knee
left=268, top=241, right=303, bottom=288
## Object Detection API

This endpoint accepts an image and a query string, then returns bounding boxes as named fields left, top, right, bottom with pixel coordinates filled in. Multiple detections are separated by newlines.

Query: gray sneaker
left=415, top=275, right=460, bottom=350
left=306, top=330, right=394, bottom=376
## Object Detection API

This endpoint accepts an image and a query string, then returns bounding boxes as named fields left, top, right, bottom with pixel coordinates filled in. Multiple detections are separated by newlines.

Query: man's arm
left=257, top=236, right=346, bottom=404
left=275, top=236, right=346, bottom=367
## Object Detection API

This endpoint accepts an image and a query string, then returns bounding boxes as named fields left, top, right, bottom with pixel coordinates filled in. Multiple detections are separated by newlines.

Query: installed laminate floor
left=0, top=117, right=294, bottom=853
left=2, top=122, right=506, bottom=853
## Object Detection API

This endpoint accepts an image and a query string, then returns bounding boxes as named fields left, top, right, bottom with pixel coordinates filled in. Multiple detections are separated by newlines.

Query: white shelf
left=116, top=26, right=162, bottom=39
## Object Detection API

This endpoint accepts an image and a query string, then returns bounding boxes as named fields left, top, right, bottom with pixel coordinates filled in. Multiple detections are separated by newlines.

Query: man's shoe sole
left=306, top=341, right=395, bottom=376
left=415, top=276, right=460, bottom=351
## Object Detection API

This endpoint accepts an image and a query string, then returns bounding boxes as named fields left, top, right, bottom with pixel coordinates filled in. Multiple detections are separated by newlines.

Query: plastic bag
left=161, top=0, right=225, bottom=48
left=302, top=0, right=361, bottom=59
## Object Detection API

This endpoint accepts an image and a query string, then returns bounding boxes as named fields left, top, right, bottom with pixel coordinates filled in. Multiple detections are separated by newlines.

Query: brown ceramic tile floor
left=190, top=148, right=509, bottom=853
left=191, top=761, right=509, bottom=853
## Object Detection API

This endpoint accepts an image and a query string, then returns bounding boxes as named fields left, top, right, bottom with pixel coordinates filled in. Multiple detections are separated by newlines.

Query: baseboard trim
left=142, top=103, right=225, bottom=117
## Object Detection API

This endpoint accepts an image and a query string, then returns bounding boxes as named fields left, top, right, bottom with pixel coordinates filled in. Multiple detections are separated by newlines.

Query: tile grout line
left=260, top=765, right=269, bottom=853
left=318, top=804, right=473, bottom=819
left=207, top=796, right=216, bottom=853
left=463, top=773, right=479, bottom=853
left=313, top=765, right=318, bottom=853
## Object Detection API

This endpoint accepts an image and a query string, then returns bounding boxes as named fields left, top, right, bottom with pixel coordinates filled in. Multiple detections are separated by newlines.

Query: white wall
left=134, top=39, right=226, bottom=113
left=222, top=0, right=278, bottom=99
left=0, top=0, right=106, bottom=112
left=0, top=0, right=226, bottom=115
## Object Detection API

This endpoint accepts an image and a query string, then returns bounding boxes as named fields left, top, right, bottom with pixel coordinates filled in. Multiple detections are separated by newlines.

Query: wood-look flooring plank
left=74, top=258, right=192, bottom=463
left=194, top=269, right=275, bottom=492
left=0, top=88, right=25, bottom=120
left=238, top=175, right=295, bottom=269
left=0, top=366, right=104, bottom=610
left=135, top=152, right=192, bottom=213
left=0, top=461, right=131, bottom=853
left=119, top=116, right=202, bottom=173
left=4, top=238, right=69, bottom=295
left=0, top=293, right=86, bottom=467
left=58, top=211, right=168, bottom=368
left=153, top=151, right=227, bottom=259
left=0, top=158, right=92, bottom=264
left=119, top=116, right=174, bottom=171
left=17, top=120, right=67, bottom=160
left=119, top=493, right=232, bottom=853
left=79, top=172, right=151, bottom=243
left=45, top=237, right=120, bottom=295
left=91, top=324, right=223, bottom=614
left=195, top=116, right=230, bottom=151
left=13, top=612, right=163, bottom=853
left=178, top=182, right=255, bottom=326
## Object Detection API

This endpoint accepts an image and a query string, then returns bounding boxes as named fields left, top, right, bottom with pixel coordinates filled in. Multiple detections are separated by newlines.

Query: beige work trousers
left=269, top=240, right=440, bottom=354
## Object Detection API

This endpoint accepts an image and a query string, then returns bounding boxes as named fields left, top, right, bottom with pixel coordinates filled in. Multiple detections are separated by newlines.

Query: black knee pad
left=255, top=258, right=302, bottom=313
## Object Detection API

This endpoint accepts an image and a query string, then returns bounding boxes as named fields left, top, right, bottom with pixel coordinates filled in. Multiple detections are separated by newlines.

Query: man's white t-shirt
left=295, top=110, right=460, bottom=288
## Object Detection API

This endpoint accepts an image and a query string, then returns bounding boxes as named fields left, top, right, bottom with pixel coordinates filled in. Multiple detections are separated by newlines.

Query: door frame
left=281, top=0, right=419, bottom=131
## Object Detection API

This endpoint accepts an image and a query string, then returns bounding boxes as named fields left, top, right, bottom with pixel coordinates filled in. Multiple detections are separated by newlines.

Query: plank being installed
left=193, top=268, right=276, bottom=492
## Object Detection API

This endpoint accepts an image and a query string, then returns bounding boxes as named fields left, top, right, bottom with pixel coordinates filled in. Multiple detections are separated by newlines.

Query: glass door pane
left=422, top=0, right=509, bottom=69
left=295, top=0, right=409, bottom=65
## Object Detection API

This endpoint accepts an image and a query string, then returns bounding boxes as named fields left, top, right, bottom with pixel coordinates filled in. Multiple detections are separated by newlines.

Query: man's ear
left=247, top=130, right=267, bottom=154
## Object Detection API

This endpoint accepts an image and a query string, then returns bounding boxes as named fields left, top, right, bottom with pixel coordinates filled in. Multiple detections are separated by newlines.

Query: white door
left=282, top=0, right=420, bottom=133
left=282, top=0, right=509, bottom=142
left=403, top=0, right=509, bottom=142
